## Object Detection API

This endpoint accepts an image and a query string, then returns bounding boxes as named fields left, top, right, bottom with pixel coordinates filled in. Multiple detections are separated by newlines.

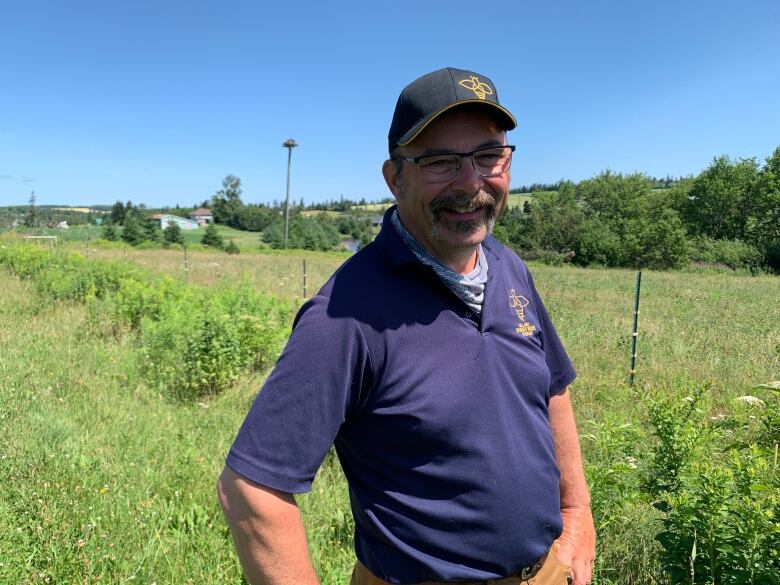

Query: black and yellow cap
left=388, top=67, right=517, bottom=153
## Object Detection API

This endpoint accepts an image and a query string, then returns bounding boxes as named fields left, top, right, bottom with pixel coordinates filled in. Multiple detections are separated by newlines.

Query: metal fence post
left=628, top=271, right=642, bottom=386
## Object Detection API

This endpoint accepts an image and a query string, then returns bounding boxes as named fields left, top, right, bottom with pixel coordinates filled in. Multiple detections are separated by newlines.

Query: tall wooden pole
left=282, top=139, right=298, bottom=249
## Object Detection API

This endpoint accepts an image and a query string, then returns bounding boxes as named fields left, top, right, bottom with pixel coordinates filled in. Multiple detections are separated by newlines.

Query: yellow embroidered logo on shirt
left=509, top=288, right=537, bottom=337
left=458, top=76, right=493, bottom=100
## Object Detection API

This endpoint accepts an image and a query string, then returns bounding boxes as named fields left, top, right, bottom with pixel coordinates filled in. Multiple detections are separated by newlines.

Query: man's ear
left=382, top=159, right=401, bottom=198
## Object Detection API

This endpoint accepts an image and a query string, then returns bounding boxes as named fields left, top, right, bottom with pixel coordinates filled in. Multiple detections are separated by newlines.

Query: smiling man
left=218, top=67, right=595, bottom=585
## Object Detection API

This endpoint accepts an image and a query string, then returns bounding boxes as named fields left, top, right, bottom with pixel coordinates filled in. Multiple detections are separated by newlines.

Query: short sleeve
left=225, top=295, right=371, bottom=493
left=525, top=272, right=576, bottom=395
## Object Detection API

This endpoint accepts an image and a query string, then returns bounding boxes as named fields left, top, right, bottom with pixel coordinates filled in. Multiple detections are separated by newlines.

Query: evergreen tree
left=110, top=201, right=126, bottom=224
left=121, top=215, right=144, bottom=246
left=102, top=224, right=119, bottom=241
left=124, top=200, right=136, bottom=223
left=142, top=218, right=161, bottom=243
left=163, top=221, right=184, bottom=245
left=224, top=240, right=240, bottom=254
left=201, top=223, right=224, bottom=248
left=24, top=191, right=37, bottom=227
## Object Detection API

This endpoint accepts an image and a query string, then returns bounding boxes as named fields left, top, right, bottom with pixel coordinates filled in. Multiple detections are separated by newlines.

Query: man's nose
left=452, top=155, right=483, bottom=192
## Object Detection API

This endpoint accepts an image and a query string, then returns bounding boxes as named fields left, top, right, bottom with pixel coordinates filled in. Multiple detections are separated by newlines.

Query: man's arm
left=217, top=465, right=320, bottom=585
left=549, top=388, right=596, bottom=585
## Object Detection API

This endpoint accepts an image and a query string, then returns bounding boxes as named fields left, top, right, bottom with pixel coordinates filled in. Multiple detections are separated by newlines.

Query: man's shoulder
left=318, top=240, right=393, bottom=300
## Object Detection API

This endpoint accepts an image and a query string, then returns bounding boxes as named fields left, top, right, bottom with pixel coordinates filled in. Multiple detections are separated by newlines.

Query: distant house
left=190, top=207, right=214, bottom=225
left=150, top=213, right=199, bottom=230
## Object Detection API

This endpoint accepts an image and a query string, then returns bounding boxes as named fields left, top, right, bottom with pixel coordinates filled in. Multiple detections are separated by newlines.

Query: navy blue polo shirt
left=227, top=206, right=576, bottom=584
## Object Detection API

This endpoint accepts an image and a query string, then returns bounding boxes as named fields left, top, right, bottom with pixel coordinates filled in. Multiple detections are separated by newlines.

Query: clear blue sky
left=2, top=0, right=779, bottom=208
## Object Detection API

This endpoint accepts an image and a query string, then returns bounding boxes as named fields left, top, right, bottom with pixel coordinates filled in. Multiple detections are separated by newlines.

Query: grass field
left=71, top=244, right=351, bottom=301
left=1, top=247, right=778, bottom=584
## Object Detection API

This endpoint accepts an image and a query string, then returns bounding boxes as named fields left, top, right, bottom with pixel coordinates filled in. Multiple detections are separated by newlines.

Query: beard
left=429, top=188, right=500, bottom=239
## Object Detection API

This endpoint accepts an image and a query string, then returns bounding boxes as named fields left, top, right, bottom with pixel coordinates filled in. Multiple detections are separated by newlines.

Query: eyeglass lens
left=418, top=147, right=513, bottom=182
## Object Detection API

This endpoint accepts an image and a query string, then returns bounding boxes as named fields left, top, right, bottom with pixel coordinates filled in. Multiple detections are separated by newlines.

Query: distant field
left=506, top=192, right=536, bottom=208
left=350, top=202, right=392, bottom=212
left=352, top=194, right=542, bottom=211
left=51, top=206, right=94, bottom=213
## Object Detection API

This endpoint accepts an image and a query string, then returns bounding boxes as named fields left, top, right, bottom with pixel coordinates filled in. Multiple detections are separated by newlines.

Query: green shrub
left=0, top=242, right=54, bottom=277
left=644, top=387, right=780, bottom=584
left=201, top=224, right=224, bottom=249
left=139, top=283, right=290, bottom=399
left=33, top=256, right=132, bottom=302
left=690, top=237, right=764, bottom=271
left=573, top=218, right=625, bottom=267
left=1, top=242, right=291, bottom=400
left=263, top=216, right=341, bottom=251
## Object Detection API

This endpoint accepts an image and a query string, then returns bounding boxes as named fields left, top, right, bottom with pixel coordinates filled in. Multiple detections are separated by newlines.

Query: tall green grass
left=1, top=242, right=778, bottom=584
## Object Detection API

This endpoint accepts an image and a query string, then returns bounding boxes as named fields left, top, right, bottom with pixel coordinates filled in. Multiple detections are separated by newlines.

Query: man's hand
left=555, top=505, right=595, bottom=585
left=548, top=389, right=596, bottom=585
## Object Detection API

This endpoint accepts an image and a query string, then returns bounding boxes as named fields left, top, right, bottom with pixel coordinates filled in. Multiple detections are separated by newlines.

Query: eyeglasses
left=395, top=145, right=515, bottom=183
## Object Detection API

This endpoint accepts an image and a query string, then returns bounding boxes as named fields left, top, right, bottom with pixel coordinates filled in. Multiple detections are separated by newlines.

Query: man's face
left=383, top=109, right=509, bottom=265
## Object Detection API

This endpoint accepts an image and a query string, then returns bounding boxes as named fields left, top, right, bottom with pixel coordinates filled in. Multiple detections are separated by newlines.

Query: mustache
left=429, top=190, right=498, bottom=213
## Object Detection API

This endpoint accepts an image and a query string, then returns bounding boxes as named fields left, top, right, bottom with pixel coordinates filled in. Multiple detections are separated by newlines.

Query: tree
left=236, top=205, right=275, bottom=232
left=102, top=223, right=119, bottom=241
left=163, top=221, right=184, bottom=245
left=753, top=146, right=780, bottom=270
left=224, top=240, right=240, bottom=254
left=211, top=175, right=244, bottom=225
left=201, top=223, right=224, bottom=248
left=124, top=200, right=138, bottom=224
left=678, top=156, right=759, bottom=241
left=577, top=171, right=654, bottom=234
left=121, top=215, right=144, bottom=246
left=143, top=218, right=160, bottom=243
left=24, top=191, right=37, bottom=227
left=622, top=208, right=690, bottom=270
left=110, top=201, right=126, bottom=224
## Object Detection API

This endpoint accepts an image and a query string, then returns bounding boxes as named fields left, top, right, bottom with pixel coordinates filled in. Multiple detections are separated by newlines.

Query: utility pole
left=282, top=139, right=299, bottom=249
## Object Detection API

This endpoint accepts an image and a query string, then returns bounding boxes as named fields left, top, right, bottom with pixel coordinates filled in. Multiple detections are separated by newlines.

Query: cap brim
left=396, top=100, right=517, bottom=147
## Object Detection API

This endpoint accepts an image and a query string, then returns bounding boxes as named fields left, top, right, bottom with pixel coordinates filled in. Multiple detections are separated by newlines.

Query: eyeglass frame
left=393, top=145, right=516, bottom=183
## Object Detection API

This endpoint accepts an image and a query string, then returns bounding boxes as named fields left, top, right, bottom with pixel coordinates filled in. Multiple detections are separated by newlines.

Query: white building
left=149, top=214, right=199, bottom=230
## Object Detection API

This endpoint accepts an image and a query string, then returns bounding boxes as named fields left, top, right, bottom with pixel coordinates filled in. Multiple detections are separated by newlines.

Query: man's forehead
left=403, top=108, right=505, bottom=153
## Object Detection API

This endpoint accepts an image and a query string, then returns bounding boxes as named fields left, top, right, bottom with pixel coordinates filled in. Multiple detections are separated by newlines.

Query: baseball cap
left=388, top=67, right=517, bottom=153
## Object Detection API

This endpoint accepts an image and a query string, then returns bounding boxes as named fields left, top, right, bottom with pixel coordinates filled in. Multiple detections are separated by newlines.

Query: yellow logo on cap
left=459, top=75, right=493, bottom=100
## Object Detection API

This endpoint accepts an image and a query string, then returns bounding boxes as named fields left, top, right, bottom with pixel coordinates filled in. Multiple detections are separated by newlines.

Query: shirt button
left=465, top=310, right=472, bottom=318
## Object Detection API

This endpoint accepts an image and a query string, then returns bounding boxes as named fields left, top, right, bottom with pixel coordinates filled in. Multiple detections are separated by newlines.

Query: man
left=218, top=67, right=595, bottom=585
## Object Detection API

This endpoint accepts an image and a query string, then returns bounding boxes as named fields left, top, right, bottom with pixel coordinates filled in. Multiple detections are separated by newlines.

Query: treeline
left=307, top=196, right=394, bottom=211
left=0, top=198, right=96, bottom=228
left=496, top=147, right=780, bottom=272
left=510, top=176, right=683, bottom=194
left=100, top=176, right=375, bottom=252
left=209, top=175, right=374, bottom=251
